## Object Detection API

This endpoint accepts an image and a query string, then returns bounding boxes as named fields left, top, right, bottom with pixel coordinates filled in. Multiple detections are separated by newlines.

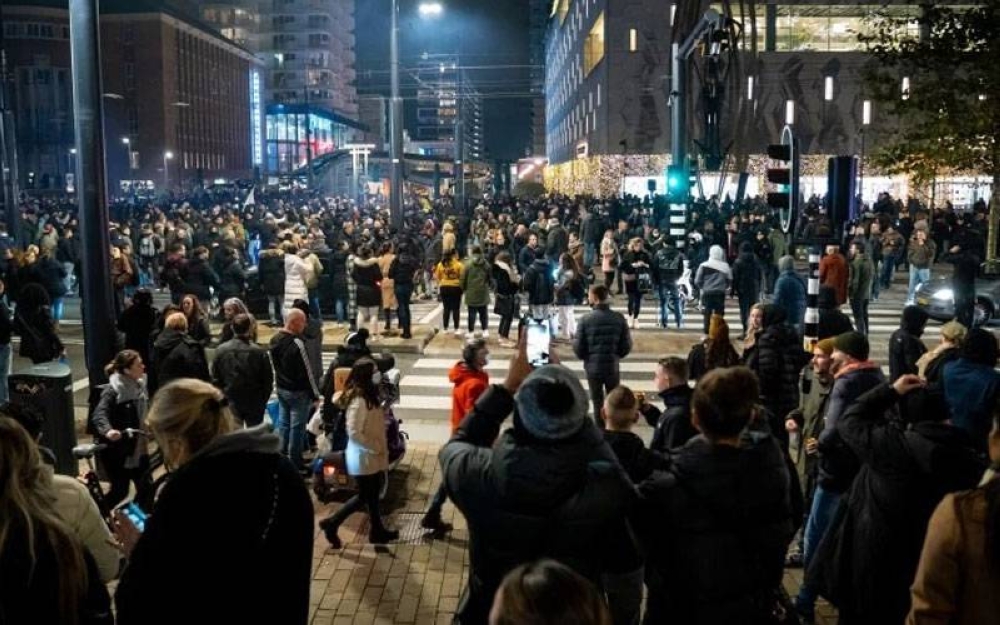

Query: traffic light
left=666, top=164, right=689, bottom=203
left=765, top=141, right=799, bottom=218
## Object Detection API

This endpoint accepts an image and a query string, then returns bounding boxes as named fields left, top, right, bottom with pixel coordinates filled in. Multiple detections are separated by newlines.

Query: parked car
left=914, top=275, right=1000, bottom=326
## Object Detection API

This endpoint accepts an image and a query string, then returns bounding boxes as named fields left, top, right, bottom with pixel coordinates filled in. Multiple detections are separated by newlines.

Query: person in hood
left=889, top=305, right=929, bottom=383
left=89, top=349, right=152, bottom=509
left=731, top=241, right=761, bottom=337
left=422, top=338, right=491, bottom=534
left=462, top=246, right=492, bottom=338
left=638, top=366, right=795, bottom=623
left=148, top=312, right=209, bottom=396
left=773, top=255, right=806, bottom=333
left=942, top=328, right=1000, bottom=451
left=694, top=244, right=732, bottom=334
left=817, top=284, right=854, bottom=340
left=438, top=337, right=634, bottom=624
left=809, top=374, right=985, bottom=624
left=114, top=378, right=313, bottom=625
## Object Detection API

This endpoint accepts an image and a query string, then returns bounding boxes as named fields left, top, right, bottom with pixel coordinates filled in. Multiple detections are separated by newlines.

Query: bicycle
left=74, top=428, right=165, bottom=526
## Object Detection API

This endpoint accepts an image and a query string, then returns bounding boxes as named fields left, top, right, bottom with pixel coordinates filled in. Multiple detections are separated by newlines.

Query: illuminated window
left=629, top=28, right=638, bottom=52
left=584, top=12, right=605, bottom=75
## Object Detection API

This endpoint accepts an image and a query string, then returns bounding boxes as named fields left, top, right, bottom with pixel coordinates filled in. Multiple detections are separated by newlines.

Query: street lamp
left=418, top=2, right=443, bottom=16
left=163, top=150, right=174, bottom=191
left=121, top=136, right=132, bottom=193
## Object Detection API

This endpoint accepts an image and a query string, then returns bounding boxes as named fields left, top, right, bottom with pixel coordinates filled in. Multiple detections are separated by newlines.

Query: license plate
left=917, top=298, right=929, bottom=306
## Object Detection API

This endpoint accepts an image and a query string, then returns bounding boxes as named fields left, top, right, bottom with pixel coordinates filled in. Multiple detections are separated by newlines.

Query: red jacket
left=819, top=253, right=849, bottom=306
left=449, top=362, right=489, bottom=433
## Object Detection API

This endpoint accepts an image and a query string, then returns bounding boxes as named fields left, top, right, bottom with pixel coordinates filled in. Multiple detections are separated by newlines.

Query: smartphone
left=124, top=502, right=147, bottom=533
left=525, top=317, right=550, bottom=368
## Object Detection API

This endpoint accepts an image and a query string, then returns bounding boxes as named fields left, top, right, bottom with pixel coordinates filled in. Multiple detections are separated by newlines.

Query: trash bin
left=9, top=361, right=75, bottom=475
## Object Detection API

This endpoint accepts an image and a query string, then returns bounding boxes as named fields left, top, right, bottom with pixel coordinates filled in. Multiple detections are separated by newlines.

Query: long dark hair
left=338, top=358, right=380, bottom=410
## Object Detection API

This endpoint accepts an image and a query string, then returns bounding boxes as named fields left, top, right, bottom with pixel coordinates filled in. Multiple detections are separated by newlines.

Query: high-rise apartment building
left=527, top=0, right=548, bottom=157
left=414, top=55, right=484, bottom=163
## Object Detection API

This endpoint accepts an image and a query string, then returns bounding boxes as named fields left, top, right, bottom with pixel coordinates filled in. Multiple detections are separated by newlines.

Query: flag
left=243, top=186, right=256, bottom=208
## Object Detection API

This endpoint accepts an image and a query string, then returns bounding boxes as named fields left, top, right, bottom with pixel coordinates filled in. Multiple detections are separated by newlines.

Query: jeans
left=0, top=343, right=11, bottom=404
left=880, top=255, right=897, bottom=289
left=276, top=388, right=313, bottom=468
left=395, top=283, right=413, bottom=336
left=603, top=567, right=644, bottom=625
left=657, top=283, right=682, bottom=328
left=851, top=297, right=870, bottom=335
left=332, top=297, right=347, bottom=323
left=426, top=482, right=448, bottom=518
left=795, top=485, right=842, bottom=613
left=701, top=291, right=726, bottom=334
left=308, top=289, right=322, bottom=319
left=907, top=266, right=931, bottom=303
left=626, top=290, right=642, bottom=319
left=268, top=294, right=283, bottom=323
left=322, top=472, right=388, bottom=535
left=587, top=372, right=619, bottom=426
left=62, top=262, right=76, bottom=294
left=51, top=297, right=64, bottom=322
left=871, top=262, right=881, bottom=300
left=584, top=241, right=596, bottom=270
left=498, top=310, right=514, bottom=339
left=467, top=305, right=487, bottom=332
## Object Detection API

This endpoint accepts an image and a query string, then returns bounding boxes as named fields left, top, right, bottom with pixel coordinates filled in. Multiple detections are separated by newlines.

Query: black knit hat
left=834, top=331, right=869, bottom=361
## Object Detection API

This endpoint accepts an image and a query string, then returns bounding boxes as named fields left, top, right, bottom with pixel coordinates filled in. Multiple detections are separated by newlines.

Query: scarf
left=833, top=360, right=880, bottom=380
left=110, top=373, right=149, bottom=468
left=495, top=260, right=518, bottom=283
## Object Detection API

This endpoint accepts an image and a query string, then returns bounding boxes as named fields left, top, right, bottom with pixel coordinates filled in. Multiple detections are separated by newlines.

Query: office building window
left=584, top=13, right=605, bottom=75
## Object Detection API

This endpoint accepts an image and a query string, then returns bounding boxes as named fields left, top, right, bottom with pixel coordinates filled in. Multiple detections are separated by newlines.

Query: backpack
left=657, top=249, right=683, bottom=278
left=139, top=235, right=158, bottom=259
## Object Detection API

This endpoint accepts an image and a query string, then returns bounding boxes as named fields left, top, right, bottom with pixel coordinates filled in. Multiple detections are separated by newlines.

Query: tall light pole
left=860, top=100, right=871, bottom=207
left=389, top=0, right=403, bottom=228
left=163, top=150, right=173, bottom=191
left=121, top=136, right=131, bottom=194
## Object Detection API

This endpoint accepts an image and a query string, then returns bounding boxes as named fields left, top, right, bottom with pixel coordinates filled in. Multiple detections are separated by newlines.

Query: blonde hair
left=164, top=311, right=189, bottom=332
left=0, top=417, right=87, bottom=624
left=147, top=379, right=235, bottom=468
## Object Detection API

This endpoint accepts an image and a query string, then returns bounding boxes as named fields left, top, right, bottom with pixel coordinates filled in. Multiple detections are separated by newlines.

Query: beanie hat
left=816, top=337, right=836, bottom=356
left=514, top=365, right=590, bottom=440
left=834, top=331, right=869, bottom=361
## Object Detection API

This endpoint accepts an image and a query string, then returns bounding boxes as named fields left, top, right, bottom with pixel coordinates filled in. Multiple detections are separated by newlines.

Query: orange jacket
left=449, top=362, right=489, bottom=432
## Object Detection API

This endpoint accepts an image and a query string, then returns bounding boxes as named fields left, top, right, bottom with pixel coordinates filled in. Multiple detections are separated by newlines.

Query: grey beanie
left=514, top=365, right=590, bottom=440
left=778, top=255, right=795, bottom=272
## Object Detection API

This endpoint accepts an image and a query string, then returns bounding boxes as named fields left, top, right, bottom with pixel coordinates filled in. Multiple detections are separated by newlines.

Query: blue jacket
left=943, top=358, right=1000, bottom=450
left=773, top=269, right=806, bottom=327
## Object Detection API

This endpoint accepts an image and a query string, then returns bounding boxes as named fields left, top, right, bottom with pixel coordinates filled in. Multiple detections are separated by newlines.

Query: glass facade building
left=265, top=104, right=365, bottom=174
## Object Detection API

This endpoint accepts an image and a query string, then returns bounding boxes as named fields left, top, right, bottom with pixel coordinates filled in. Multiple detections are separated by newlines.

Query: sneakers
left=482, top=330, right=489, bottom=338
left=633, top=319, right=640, bottom=329
left=420, top=513, right=454, bottom=534
left=456, top=329, right=465, bottom=338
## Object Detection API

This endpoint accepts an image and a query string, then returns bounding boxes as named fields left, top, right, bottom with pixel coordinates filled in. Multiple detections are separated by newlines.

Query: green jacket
left=788, top=369, right=832, bottom=494
left=461, top=255, right=492, bottom=307
left=848, top=254, right=874, bottom=302
left=769, top=230, right=788, bottom=266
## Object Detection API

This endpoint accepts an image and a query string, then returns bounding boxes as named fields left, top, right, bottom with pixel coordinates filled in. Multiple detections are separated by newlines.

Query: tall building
left=414, top=55, right=484, bottom=163
left=527, top=0, right=548, bottom=157
left=4, top=0, right=264, bottom=192
left=542, top=0, right=965, bottom=202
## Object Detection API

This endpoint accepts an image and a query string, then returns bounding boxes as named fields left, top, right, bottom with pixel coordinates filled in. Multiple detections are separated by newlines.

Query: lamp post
left=389, top=0, right=403, bottom=228
left=163, top=150, right=173, bottom=191
left=121, top=136, right=131, bottom=194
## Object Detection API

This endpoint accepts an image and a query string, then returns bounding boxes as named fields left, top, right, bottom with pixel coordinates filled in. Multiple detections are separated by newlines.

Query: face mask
left=371, top=370, right=382, bottom=385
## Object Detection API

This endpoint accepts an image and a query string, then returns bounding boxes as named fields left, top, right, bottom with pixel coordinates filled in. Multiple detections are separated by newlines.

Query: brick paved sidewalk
left=308, top=443, right=837, bottom=625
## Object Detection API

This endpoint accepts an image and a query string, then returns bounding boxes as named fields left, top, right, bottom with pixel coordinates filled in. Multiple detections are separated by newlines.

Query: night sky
left=355, top=0, right=532, bottom=161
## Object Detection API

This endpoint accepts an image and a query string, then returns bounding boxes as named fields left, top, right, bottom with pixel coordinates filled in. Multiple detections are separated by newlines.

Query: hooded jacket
left=810, top=384, right=985, bottom=622
left=449, top=362, right=490, bottom=433
left=731, top=242, right=761, bottom=298
left=694, top=245, right=732, bottom=295
left=638, top=431, right=795, bottom=623
left=461, top=254, right=492, bottom=307
left=150, top=328, right=209, bottom=395
left=115, top=426, right=314, bottom=625
left=522, top=257, right=555, bottom=306
left=817, top=285, right=854, bottom=339
left=943, top=358, right=1000, bottom=450
left=889, top=307, right=929, bottom=382
left=439, top=386, right=634, bottom=624
left=282, top=253, right=311, bottom=310
left=773, top=258, right=807, bottom=326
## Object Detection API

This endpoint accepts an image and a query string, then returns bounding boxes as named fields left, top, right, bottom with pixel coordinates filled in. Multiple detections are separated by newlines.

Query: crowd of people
left=0, top=185, right=998, bottom=625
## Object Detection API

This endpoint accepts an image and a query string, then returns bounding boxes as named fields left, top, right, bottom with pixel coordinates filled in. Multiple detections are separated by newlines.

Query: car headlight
left=932, top=289, right=954, bottom=301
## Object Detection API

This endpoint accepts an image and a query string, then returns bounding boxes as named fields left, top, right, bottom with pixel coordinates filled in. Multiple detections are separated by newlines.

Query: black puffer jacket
left=640, top=385, right=697, bottom=455
left=350, top=257, right=382, bottom=307
left=889, top=306, right=928, bottom=383
left=817, top=285, right=854, bottom=339
left=731, top=243, right=761, bottom=298
left=744, top=306, right=808, bottom=448
left=816, top=364, right=886, bottom=493
left=388, top=251, right=420, bottom=288
left=573, top=303, right=632, bottom=379
left=211, top=337, right=274, bottom=423
left=810, top=384, right=986, bottom=623
left=150, top=328, right=210, bottom=395
left=638, top=431, right=795, bottom=624
left=522, top=257, right=554, bottom=306
left=217, top=259, right=246, bottom=303
left=328, top=249, right=349, bottom=298
left=257, top=249, right=285, bottom=296
left=180, top=256, right=219, bottom=301
left=439, top=386, right=635, bottom=625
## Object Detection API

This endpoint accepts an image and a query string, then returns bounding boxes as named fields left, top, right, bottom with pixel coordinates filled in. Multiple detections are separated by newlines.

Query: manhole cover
left=346, top=512, right=440, bottom=546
